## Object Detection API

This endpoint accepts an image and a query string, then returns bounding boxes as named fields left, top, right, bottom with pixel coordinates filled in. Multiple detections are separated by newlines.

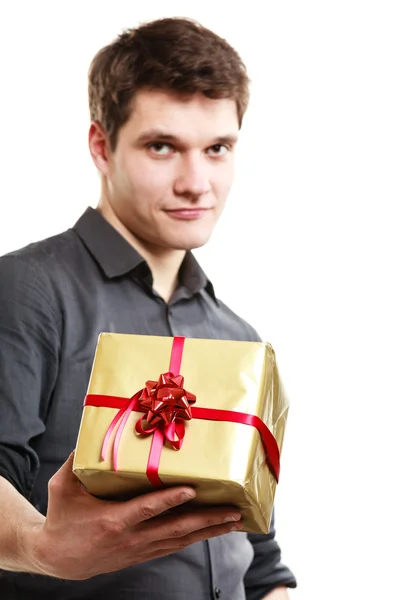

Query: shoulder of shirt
left=0, top=228, right=81, bottom=312
left=0, top=228, right=80, bottom=273
left=0, top=230, right=79, bottom=328
left=211, top=295, right=262, bottom=342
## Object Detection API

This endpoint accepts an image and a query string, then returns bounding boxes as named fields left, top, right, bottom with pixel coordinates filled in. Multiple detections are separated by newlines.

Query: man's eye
left=207, top=144, right=228, bottom=156
left=148, top=143, right=172, bottom=155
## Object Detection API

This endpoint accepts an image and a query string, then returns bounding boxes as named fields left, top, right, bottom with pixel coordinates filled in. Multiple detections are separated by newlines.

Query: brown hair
left=88, top=17, right=250, bottom=150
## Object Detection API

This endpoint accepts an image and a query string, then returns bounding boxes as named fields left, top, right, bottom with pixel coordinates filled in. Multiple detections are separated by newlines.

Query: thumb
left=52, top=450, right=82, bottom=492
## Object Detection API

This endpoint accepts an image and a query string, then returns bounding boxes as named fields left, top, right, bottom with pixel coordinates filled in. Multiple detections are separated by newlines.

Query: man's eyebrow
left=212, top=134, right=239, bottom=146
left=135, top=129, right=238, bottom=146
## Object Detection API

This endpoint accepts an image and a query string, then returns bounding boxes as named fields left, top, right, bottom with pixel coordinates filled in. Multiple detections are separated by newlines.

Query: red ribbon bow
left=135, top=372, right=196, bottom=450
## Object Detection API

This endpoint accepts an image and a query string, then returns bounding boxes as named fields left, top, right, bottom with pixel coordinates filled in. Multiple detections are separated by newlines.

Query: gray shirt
left=0, top=207, right=296, bottom=599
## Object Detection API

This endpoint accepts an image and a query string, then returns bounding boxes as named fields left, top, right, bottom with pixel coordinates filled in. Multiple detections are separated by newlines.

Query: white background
left=1, top=2, right=399, bottom=598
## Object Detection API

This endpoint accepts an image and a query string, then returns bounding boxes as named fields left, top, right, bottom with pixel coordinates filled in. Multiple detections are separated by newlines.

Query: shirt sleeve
left=0, top=253, right=61, bottom=499
left=244, top=510, right=297, bottom=599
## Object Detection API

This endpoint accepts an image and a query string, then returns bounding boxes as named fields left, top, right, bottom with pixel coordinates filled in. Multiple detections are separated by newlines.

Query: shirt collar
left=73, top=207, right=218, bottom=304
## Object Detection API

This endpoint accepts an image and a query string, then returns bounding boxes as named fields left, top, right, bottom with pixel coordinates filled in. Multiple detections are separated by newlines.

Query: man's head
left=88, top=17, right=250, bottom=252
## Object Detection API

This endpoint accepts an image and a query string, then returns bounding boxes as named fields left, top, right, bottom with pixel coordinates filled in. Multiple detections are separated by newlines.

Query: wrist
left=19, top=518, right=53, bottom=576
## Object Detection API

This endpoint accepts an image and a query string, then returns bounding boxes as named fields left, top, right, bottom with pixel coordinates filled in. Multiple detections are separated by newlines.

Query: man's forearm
left=0, top=476, right=45, bottom=573
left=264, top=586, right=290, bottom=599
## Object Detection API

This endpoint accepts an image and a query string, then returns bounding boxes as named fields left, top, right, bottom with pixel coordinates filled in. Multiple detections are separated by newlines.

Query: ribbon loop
left=138, top=371, right=196, bottom=426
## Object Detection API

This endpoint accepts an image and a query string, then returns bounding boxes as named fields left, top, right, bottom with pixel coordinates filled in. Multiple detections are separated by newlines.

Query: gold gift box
left=73, top=333, right=290, bottom=533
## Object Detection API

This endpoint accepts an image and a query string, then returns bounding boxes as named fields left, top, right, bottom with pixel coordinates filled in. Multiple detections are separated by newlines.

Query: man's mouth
left=163, top=208, right=211, bottom=220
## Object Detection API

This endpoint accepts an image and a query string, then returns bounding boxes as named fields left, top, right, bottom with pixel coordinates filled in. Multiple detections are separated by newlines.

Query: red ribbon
left=84, top=337, right=280, bottom=486
left=135, top=372, right=196, bottom=444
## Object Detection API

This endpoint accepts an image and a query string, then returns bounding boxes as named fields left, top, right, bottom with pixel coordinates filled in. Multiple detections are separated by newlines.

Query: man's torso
left=0, top=208, right=260, bottom=599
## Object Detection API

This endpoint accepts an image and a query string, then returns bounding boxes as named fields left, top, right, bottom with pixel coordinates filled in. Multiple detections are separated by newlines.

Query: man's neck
left=144, top=249, right=185, bottom=303
left=97, top=201, right=185, bottom=303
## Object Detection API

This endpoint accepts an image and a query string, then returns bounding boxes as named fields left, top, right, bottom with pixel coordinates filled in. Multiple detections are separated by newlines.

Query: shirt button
left=214, top=586, right=221, bottom=598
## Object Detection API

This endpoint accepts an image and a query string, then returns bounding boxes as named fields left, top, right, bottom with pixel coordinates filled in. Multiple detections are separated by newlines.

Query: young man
left=0, top=17, right=296, bottom=599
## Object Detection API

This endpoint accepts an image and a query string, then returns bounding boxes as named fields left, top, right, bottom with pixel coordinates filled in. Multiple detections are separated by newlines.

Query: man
left=0, top=17, right=296, bottom=599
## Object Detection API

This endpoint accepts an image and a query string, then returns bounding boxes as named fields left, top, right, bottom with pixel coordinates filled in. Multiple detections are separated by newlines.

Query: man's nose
left=174, top=154, right=211, bottom=198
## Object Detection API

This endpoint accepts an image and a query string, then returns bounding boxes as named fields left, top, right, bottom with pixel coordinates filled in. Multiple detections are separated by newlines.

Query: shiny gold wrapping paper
left=73, top=333, right=290, bottom=533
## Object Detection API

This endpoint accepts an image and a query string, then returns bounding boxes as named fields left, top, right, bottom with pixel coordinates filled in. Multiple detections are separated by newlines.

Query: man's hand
left=25, top=453, right=242, bottom=580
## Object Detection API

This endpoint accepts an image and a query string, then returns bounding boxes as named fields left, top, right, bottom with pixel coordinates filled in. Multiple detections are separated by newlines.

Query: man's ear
left=88, top=121, right=112, bottom=175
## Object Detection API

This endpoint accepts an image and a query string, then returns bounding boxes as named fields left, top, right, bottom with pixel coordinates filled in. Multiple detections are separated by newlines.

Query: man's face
left=100, top=89, right=239, bottom=251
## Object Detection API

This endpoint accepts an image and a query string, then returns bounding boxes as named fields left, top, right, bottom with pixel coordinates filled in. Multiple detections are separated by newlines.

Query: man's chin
left=172, top=233, right=213, bottom=251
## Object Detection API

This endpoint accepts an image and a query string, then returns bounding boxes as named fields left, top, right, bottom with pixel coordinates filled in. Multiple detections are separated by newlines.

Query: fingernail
left=181, top=490, right=196, bottom=502
left=231, top=522, right=243, bottom=531
left=223, top=514, right=241, bottom=523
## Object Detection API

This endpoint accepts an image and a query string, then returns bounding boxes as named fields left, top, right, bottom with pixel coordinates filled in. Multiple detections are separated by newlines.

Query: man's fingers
left=152, top=520, right=243, bottom=553
left=122, top=486, right=197, bottom=525
left=142, top=506, right=242, bottom=543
